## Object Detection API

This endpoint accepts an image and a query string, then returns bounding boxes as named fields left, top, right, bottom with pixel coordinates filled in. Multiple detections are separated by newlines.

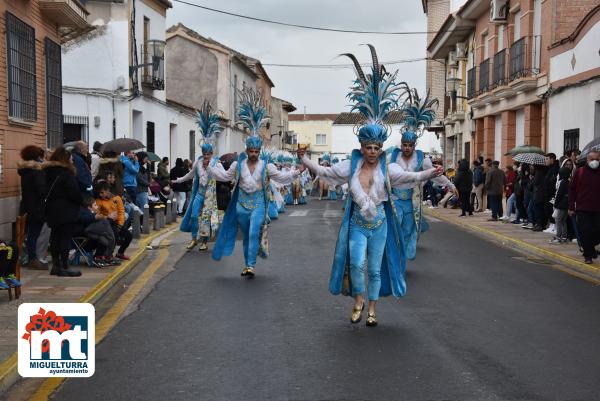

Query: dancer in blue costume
left=390, top=88, right=456, bottom=260
left=173, top=101, right=221, bottom=252
left=209, top=89, right=301, bottom=278
left=299, top=45, right=441, bottom=326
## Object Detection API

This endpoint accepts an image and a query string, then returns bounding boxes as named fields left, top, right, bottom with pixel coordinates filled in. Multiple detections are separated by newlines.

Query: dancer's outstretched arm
left=388, top=163, right=442, bottom=187
left=267, top=163, right=301, bottom=185
left=172, top=159, right=198, bottom=184
left=208, top=161, right=237, bottom=182
left=422, top=157, right=456, bottom=193
left=300, top=156, right=350, bottom=186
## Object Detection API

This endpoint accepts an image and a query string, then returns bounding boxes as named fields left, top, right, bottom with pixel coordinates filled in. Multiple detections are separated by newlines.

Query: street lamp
left=129, top=39, right=165, bottom=78
left=446, top=75, right=469, bottom=103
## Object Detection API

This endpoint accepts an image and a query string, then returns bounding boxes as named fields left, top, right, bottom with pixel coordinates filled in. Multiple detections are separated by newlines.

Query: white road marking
left=289, top=210, right=309, bottom=217
left=323, top=210, right=343, bottom=217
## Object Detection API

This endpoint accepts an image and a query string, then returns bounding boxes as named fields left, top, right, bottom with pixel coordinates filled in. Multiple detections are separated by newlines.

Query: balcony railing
left=141, top=41, right=165, bottom=91
left=492, top=49, right=507, bottom=89
left=509, top=35, right=540, bottom=81
left=467, top=67, right=477, bottom=99
left=479, top=58, right=490, bottom=94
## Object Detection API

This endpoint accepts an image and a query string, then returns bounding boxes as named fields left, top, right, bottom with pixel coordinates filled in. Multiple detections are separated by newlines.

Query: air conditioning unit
left=448, top=51, right=458, bottom=68
left=455, top=42, right=467, bottom=60
left=490, top=0, right=508, bottom=23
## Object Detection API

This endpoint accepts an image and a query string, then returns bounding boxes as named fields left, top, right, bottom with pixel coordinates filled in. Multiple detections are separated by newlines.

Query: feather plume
left=401, top=88, right=439, bottom=136
left=196, top=100, right=222, bottom=142
left=237, top=88, right=269, bottom=136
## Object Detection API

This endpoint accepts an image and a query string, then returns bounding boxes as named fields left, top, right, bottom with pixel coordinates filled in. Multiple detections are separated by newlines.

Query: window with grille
left=45, top=38, right=63, bottom=148
left=189, top=130, right=195, bottom=160
left=315, top=133, right=327, bottom=145
left=6, top=12, right=37, bottom=122
left=563, top=129, right=579, bottom=154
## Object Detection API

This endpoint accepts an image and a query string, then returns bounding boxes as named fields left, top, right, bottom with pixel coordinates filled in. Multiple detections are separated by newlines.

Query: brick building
left=425, top=0, right=598, bottom=167
left=0, top=0, right=90, bottom=239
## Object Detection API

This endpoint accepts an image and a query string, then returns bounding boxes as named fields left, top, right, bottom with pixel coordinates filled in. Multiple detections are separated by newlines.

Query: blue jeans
left=125, top=186, right=137, bottom=204
left=526, top=194, right=536, bottom=225
left=236, top=200, right=265, bottom=268
left=506, top=193, right=516, bottom=218
left=349, top=213, right=388, bottom=301
left=136, top=191, right=148, bottom=211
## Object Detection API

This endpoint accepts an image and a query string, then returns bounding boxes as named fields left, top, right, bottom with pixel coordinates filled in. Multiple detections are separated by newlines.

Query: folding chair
left=71, top=237, right=95, bottom=267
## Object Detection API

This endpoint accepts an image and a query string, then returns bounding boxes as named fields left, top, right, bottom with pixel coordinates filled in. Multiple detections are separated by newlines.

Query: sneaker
left=0, top=278, right=10, bottom=289
left=483, top=209, right=492, bottom=213
left=511, top=220, right=521, bottom=224
left=5, top=274, right=21, bottom=287
left=532, top=225, right=544, bottom=232
left=548, top=238, right=562, bottom=244
left=522, top=223, right=533, bottom=229
left=584, top=257, right=593, bottom=264
left=116, top=254, right=130, bottom=261
left=543, top=224, right=556, bottom=234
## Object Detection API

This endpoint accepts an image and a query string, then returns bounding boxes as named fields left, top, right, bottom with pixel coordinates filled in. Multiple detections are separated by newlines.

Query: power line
left=171, top=0, right=471, bottom=35
left=261, top=58, right=428, bottom=68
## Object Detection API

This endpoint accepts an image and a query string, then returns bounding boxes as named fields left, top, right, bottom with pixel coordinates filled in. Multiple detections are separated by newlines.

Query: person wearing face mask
left=568, top=150, right=600, bottom=264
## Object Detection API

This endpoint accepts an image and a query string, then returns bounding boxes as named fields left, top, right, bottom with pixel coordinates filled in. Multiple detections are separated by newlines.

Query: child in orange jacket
left=95, top=181, right=132, bottom=260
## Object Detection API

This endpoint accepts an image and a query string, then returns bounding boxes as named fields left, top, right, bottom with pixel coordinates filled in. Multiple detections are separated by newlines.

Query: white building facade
left=547, top=7, right=600, bottom=155
left=62, top=0, right=197, bottom=162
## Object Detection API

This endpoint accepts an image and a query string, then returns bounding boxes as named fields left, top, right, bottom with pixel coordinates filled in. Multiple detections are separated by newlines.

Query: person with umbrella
left=209, top=89, right=301, bottom=278
left=172, top=101, right=222, bottom=252
left=388, top=87, right=456, bottom=260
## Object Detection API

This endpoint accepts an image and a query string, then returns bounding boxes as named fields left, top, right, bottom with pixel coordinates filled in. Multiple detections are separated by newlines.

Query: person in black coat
left=17, top=145, right=48, bottom=270
left=453, top=159, right=474, bottom=216
left=531, top=165, right=548, bottom=231
left=170, top=158, right=189, bottom=215
left=42, top=147, right=83, bottom=277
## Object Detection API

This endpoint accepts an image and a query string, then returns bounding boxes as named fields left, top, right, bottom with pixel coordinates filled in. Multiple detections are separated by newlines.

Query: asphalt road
left=52, top=200, right=600, bottom=401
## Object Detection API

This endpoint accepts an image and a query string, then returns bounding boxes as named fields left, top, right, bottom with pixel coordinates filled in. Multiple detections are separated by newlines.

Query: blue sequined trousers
left=349, top=203, right=387, bottom=301
left=237, top=190, right=266, bottom=268
left=188, top=186, right=207, bottom=240
left=393, top=188, right=418, bottom=260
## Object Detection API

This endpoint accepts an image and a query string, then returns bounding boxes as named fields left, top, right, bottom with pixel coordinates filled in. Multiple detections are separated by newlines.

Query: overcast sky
left=166, top=0, right=428, bottom=114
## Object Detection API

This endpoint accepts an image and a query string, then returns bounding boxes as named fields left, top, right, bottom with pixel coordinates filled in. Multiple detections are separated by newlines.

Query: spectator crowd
left=15, top=140, right=197, bottom=280
left=423, top=149, right=600, bottom=265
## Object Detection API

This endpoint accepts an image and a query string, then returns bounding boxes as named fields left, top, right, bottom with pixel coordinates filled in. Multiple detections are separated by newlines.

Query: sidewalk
left=0, top=224, right=176, bottom=393
left=424, top=206, right=600, bottom=284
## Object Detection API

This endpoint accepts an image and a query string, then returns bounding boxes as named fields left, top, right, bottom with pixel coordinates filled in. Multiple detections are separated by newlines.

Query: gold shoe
left=198, top=242, right=208, bottom=251
left=366, top=313, right=378, bottom=327
left=350, top=303, right=364, bottom=323
left=186, top=239, right=198, bottom=250
left=241, top=267, right=255, bottom=278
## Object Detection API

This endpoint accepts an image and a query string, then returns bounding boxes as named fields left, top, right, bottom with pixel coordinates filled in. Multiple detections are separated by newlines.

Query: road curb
left=0, top=224, right=177, bottom=395
left=425, top=209, right=600, bottom=284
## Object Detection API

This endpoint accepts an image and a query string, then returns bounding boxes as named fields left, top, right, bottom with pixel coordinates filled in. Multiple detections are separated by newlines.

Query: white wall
left=550, top=20, right=600, bottom=83
left=63, top=20, right=130, bottom=91
left=515, top=109, right=525, bottom=146
left=494, top=115, right=502, bottom=161
left=135, top=0, right=167, bottom=101
left=548, top=80, right=600, bottom=155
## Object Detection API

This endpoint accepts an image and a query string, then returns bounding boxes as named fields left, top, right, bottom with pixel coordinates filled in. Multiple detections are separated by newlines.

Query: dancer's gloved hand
left=297, top=149, right=305, bottom=159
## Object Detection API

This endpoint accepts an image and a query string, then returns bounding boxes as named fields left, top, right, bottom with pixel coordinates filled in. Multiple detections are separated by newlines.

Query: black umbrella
left=580, top=138, right=600, bottom=160
left=100, top=138, right=145, bottom=154
left=219, top=152, right=238, bottom=169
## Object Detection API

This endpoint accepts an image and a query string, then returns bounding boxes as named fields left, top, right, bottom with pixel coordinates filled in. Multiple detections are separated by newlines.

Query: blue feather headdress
left=196, top=100, right=222, bottom=155
left=400, top=87, right=439, bottom=144
left=343, top=45, right=403, bottom=146
left=237, top=88, right=269, bottom=150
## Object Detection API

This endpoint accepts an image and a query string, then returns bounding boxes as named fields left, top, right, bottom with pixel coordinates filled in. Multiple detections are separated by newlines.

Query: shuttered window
left=6, top=12, right=37, bottom=122
left=45, top=38, right=63, bottom=148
